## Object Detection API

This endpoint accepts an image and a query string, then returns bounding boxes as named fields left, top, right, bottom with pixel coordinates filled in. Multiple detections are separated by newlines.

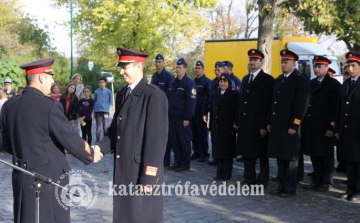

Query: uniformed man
left=268, top=50, right=310, bottom=197
left=302, top=55, right=341, bottom=192
left=96, top=48, right=168, bottom=222
left=223, top=60, right=241, bottom=91
left=335, top=52, right=360, bottom=202
left=168, top=58, right=197, bottom=172
left=237, top=49, right=274, bottom=188
left=150, top=54, right=175, bottom=167
left=0, top=58, right=102, bottom=223
left=328, top=67, right=336, bottom=77
left=151, top=53, right=175, bottom=92
left=191, top=60, right=211, bottom=162
left=203, top=61, right=225, bottom=165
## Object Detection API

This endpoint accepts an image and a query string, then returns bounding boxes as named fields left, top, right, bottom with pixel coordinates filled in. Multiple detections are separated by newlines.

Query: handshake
left=92, top=145, right=103, bottom=163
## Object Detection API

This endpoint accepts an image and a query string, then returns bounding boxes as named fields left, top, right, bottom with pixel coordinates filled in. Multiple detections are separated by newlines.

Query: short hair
left=18, top=87, right=24, bottom=91
left=25, top=74, right=37, bottom=86
left=98, top=77, right=107, bottom=83
left=72, top=73, right=82, bottom=81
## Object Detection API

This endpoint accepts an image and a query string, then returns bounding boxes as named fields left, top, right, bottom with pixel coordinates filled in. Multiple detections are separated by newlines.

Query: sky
left=18, top=0, right=346, bottom=58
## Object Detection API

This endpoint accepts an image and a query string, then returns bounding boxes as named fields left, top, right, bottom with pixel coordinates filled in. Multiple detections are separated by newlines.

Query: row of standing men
left=151, top=49, right=360, bottom=201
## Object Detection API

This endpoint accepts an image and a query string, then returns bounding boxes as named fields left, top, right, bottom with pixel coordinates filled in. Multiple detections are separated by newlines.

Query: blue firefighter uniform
left=168, top=59, right=196, bottom=171
left=192, top=61, right=211, bottom=159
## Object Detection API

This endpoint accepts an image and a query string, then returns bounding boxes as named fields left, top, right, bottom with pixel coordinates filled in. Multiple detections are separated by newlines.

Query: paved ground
left=0, top=119, right=359, bottom=222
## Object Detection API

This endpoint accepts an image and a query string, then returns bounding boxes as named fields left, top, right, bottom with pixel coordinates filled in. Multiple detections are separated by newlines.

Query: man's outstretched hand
left=93, top=145, right=103, bottom=163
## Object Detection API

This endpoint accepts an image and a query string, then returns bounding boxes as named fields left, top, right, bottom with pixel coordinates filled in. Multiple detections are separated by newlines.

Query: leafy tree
left=0, top=60, right=26, bottom=90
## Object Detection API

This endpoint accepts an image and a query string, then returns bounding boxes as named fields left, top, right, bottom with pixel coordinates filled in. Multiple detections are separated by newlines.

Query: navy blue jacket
left=194, top=74, right=211, bottom=111
left=151, top=68, right=175, bottom=93
left=230, top=73, right=241, bottom=91
left=168, top=74, right=197, bottom=121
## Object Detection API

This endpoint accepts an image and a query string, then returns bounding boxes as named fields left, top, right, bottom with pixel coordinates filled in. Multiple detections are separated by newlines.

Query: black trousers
left=243, top=157, right=269, bottom=185
left=216, top=159, right=233, bottom=180
left=298, top=148, right=304, bottom=180
left=191, top=111, right=209, bottom=155
left=80, top=119, right=92, bottom=145
left=277, top=159, right=298, bottom=193
left=346, top=161, right=360, bottom=195
left=310, top=155, right=334, bottom=185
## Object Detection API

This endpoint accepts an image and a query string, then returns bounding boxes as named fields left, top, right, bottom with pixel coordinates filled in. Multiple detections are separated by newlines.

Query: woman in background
left=60, top=83, right=78, bottom=130
left=50, top=83, right=62, bottom=101
left=210, top=73, right=238, bottom=181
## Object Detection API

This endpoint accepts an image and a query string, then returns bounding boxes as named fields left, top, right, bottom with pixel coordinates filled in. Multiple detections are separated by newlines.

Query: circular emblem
left=191, top=88, right=197, bottom=96
left=251, top=50, right=255, bottom=53
left=55, top=169, right=99, bottom=210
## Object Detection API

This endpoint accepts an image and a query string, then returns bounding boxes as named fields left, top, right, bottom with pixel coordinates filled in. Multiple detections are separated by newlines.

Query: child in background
left=78, top=86, right=95, bottom=145
left=60, top=83, right=78, bottom=130
left=0, top=88, right=8, bottom=113
left=50, top=83, right=62, bottom=101
left=94, top=77, right=112, bottom=143
left=17, top=87, right=24, bottom=95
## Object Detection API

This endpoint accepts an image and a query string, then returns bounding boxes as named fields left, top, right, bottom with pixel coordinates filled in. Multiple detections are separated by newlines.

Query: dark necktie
left=248, top=74, right=253, bottom=84
left=317, top=81, right=321, bottom=87
left=349, top=80, right=356, bottom=93
left=282, top=75, right=287, bottom=83
left=125, top=87, right=131, bottom=100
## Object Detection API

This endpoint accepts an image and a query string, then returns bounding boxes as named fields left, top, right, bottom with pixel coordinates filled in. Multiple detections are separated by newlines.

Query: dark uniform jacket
left=237, top=70, right=274, bottom=158
left=210, top=89, right=238, bottom=159
left=167, top=74, right=197, bottom=121
left=267, top=69, right=310, bottom=161
left=230, top=73, right=241, bottom=91
left=336, top=77, right=360, bottom=162
left=194, top=74, right=211, bottom=112
left=99, top=77, right=168, bottom=223
left=151, top=68, right=175, bottom=93
left=203, top=78, right=219, bottom=115
left=303, top=74, right=341, bottom=157
left=0, top=87, right=93, bottom=223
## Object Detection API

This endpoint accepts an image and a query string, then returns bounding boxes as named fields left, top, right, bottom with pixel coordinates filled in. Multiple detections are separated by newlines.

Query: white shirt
left=249, top=69, right=262, bottom=81
left=128, top=78, right=143, bottom=94
left=351, top=75, right=360, bottom=82
left=220, top=90, right=226, bottom=95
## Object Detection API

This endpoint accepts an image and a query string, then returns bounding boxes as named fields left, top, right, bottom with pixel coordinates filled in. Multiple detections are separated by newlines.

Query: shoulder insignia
left=293, top=118, right=301, bottom=125
left=145, top=166, right=158, bottom=176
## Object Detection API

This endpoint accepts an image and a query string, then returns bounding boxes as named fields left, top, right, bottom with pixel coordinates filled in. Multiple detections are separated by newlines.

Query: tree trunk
left=257, top=0, right=276, bottom=74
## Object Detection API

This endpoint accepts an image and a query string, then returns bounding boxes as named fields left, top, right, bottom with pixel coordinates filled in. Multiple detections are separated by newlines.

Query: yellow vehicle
left=204, top=36, right=341, bottom=82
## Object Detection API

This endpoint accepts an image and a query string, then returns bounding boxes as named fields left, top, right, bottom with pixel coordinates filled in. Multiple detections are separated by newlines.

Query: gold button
left=345, top=114, right=348, bottom=116
left=308, top=115, right=311, bottom=117
left=244, top=102, right=247, bottom=104
left=278, top=91, right=280, bottom=93
left=117, top=136, right=121, bottom=139
left=15, top=162, right=18, bottom=166
left=311, top=95, right=313, bottom=98
left=116, top=155, right=121, bottom=159
left=345, top=125, right=348, bottom=128
left=119, top=116, right=122, bottom=121
left=309, top=104, right=311, bottom=107
left=346, top=102, right=350, bottom=105
left=247, top=90, right=249, bottom=93
left=274, top=102, right=277, bottom=104
left=273, top=112, right=276, bottom=115
left=23, top=164, right=27, bottom=167
left=243, top=113, right=247, bottom=116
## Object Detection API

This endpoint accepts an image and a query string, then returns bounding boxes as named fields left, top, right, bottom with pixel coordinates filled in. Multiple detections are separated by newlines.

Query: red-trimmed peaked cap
left=313, top=55, right=332, bottom=66
left=346, top=51, right=360, bottom=63
left=328, top=67, right=336, bottom=76
left=280, top=50, right=299, bottom=62
left=19, top=57, right=56, bottom=75
left=116, top=48, right=149, bottom=67
left=248, top=49, right=264, bottom=59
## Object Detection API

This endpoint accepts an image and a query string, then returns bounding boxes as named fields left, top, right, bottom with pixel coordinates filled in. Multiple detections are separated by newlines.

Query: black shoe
left=163, top=162, right=170, bottom=167
left=190, top=153, right=201, bottom=160
left=347, top=194, right=360, bottom=202
left=175, top=165, right=190, bottom=172
left=197, top=154, right=209, bottom=162
left=213, top=177, right=221, bottom=181
left=269, top=188, right=283, bottom=195
left=271, top=177, right=279, bottom=182
left=279, top=192, right=296, bottom=198
left=208, top=159, right=217, bottom=165
left=315, top=184, right=331, bottom=192
left=236, top=156, right=244, bottom=162
left=303, top=183, right=320, bottom=190
left=339, top=193, right=353, bottom=200
left=168, top=164, right=180, bottom=170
